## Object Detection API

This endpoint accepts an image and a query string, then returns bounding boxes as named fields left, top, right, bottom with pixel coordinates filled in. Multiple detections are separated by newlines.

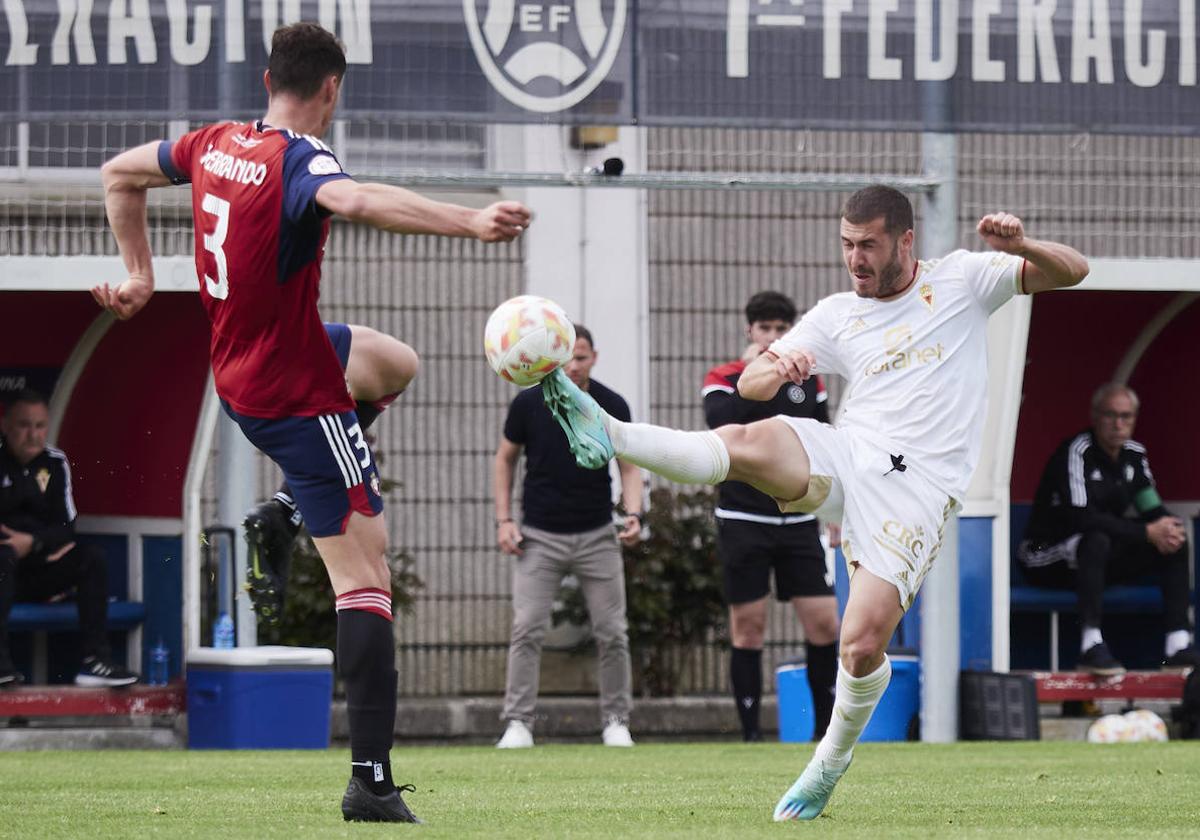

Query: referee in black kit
left=702, top=292, right=839, bottom=742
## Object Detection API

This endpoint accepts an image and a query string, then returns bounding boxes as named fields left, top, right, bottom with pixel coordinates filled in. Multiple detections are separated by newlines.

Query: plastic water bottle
left=214, top=611, right=235, bottom=649
left=148, top=639, right=169, bottom=686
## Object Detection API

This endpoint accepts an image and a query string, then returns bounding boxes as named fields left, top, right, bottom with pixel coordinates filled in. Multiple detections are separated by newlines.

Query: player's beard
left=851, top=239, right=906, bottom=299
left=873, top=239, right=906, bottom=297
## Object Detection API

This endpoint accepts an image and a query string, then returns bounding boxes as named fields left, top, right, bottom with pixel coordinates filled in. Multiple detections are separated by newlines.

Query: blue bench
left=10, top=600, right=147, bottom=632
left=1009, top=504, right=1164, bottom=670
left=8, top=600, right=148, bottom=684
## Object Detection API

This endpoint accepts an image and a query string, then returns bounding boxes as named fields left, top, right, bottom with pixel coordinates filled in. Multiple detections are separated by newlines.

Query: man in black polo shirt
left=703, top=292, right=839, bottom=741
left=0, top=390, right=138, bottom=687
left=1019, top=382, right=1198, bottom=675
left=493, top=325, right=643, bottom=747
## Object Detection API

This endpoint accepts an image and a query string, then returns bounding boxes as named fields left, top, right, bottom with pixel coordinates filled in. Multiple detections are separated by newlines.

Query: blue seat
left=9, top=600, right=147, bottom=632
left=1009, top=504, right=1164, bottom=669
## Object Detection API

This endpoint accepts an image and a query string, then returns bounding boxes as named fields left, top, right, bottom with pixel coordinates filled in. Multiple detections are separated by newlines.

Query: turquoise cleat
left=772, top=752, right=853, bottom=821
left=540, top=368, right=615, bottom=470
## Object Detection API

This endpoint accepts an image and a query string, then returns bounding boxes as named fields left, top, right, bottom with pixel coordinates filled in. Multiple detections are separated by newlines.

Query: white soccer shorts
left=773, top=417, right=957, bottom=611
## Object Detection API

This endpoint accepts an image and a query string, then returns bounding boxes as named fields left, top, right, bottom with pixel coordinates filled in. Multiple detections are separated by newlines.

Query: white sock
left=1081, top=626, right=1103, bottom=652
left=604, top=419, right=730, bottom=485
left=814, top=657, right=891, bottom=765
left=1165, top=629, right=1191, bottom=657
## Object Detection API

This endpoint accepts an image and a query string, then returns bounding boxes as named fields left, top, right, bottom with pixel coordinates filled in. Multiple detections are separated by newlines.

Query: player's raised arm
left=976, top=212, right=1089, bottom=293
left=315, top=179, right=531, bottom=243
left=93, top=141, right=171, bottom=319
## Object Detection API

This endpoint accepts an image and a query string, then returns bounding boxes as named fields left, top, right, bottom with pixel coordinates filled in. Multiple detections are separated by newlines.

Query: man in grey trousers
left=492, top=325, right=643, bottom=747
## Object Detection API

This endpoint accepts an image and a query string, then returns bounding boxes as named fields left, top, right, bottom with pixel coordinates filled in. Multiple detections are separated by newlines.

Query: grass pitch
left=2, top=741, right=1198, bottom=839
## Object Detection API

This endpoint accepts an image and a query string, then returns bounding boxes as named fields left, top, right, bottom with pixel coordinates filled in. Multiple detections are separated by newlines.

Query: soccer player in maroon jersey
left=93, top=22, right=531, bottom=823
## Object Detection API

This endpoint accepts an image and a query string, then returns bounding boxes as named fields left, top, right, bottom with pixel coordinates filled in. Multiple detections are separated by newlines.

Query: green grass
left=2, top=742, right=1198, bottom=839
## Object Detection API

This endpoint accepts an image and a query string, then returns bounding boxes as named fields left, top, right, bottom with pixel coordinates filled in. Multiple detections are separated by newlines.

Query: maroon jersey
left=160, top=121, right=354, bottom=418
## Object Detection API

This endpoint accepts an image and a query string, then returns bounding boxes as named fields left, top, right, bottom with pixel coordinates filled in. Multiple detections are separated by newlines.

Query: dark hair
left=573, top=324, right=594, bottom=350
left=268, top=23, right=347, bottom=99
left=842, top=185, right=914, bottom=237
left=7, top=389, right=48, bottom=410
left=745, top=291, right=796, bottom=325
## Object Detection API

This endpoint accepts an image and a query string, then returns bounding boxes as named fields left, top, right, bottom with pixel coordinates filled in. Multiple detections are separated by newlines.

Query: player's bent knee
left=840, top=633, right=887, bottom=674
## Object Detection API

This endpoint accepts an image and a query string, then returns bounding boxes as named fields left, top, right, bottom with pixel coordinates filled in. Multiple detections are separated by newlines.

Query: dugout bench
left=1009, top=503, right=1197, bottom=672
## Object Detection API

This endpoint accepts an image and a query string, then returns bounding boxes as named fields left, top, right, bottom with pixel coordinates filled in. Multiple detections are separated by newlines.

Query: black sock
left=805, top=642, right=838, bottom=740
left=337, top=606, right=398, bottom=796
left=730, top=646, right=763, bottom=740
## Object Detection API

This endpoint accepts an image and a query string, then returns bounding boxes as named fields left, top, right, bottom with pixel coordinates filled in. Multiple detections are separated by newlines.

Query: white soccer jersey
left=770, top=249, right=1025, bottom=500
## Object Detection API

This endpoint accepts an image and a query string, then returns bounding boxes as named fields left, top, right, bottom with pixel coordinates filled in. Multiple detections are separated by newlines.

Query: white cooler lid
left=187, top=645, right=334, bottom=667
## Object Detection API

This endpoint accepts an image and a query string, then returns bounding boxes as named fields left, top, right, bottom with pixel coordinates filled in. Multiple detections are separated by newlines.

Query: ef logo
left=464, top=1, right=628, bottom=113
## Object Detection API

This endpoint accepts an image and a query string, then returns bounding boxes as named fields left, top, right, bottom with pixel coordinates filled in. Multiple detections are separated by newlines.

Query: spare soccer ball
left=1122, top=709, right=1169, bottom=742
left=1086, top=713, right=1133, bottom=743
left=483, top=295, right=576, bottom=386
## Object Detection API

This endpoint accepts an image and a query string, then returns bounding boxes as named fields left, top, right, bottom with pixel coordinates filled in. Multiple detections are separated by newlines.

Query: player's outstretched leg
left=541, top=368, right=615, bottom=469
left=542, top=368, right=733, bottom=484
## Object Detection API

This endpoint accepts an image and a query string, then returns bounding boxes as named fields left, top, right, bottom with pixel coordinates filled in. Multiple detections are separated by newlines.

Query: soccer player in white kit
left=541, top=185, right=1089, bottom=820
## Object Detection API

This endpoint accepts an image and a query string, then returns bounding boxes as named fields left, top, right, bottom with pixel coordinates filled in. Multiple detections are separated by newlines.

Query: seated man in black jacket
left=1019, top=383, right=1198, bottom=675
left=0, top=390, right=138, bottom=686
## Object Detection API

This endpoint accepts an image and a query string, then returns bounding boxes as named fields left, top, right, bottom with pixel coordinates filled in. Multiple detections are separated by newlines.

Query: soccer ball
left=483, top=295, right=576, bottom=386
left=1122, top=709, right=1169, bottom=742
left=1086, top=713, right=1133, bottom=743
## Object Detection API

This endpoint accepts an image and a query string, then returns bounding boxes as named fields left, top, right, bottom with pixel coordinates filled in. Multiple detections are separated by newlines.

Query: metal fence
left=6, top=124, right=1200, bottom=694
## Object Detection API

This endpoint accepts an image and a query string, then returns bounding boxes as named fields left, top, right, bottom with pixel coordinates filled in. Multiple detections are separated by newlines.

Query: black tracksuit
left=1019, top=430, right=1189, bottom=631
left=0, top=436, right=110, bottom=669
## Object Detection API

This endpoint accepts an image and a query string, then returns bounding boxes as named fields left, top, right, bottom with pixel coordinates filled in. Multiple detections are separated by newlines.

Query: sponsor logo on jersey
left=846, top=317, right=869, bottom=335
left=35, top=468, right=50, bottom=494
left=229, top=134, right=264, bottom=149
left=786, top=384, right=806, bottom=404
left=308, top=154, right=342, bottom=176
left=1125, top=464, right=1135, bottom=482
left=370, top=473, right=382, bottom=498
left=1, top=475, right=11, bottom=488
left=198, top=144, right=268, bottom=186
left=865, top=324, right=944, bottom=377
left=464, top=0, right=628, bottom=114
left=1090, top=469, right=1102, bottom=481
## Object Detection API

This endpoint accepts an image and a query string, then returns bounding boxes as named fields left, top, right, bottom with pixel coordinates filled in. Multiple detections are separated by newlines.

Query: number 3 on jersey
left=202, top=193, right=230, bottom=299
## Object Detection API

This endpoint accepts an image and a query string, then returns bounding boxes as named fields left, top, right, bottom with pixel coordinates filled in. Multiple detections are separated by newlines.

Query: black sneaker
left=0, top=668, right=24, bottom=688
left=75, top=657, right=138, bottom=687
left=1163, top=645, right=1200, bottom=671
left=243, top=499, right=298, bottom=625
left=341, top=778, right=422, bottom=823
left=1078, top=642, right=1125, bottom=676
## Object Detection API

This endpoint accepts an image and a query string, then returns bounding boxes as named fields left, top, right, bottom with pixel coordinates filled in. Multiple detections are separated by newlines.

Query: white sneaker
left=601, top=718, right=634, bottom=747
left=496, top=720, right=534, bottom=749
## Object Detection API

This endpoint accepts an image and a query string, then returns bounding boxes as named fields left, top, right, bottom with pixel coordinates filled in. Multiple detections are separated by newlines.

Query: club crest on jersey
left=786, top=384, right=806, bottom=404
left=35, top=468, right=50, bottom=494
left=464, top=0, right=628, bottom=113
left=919, top=282, right=934, bottom=311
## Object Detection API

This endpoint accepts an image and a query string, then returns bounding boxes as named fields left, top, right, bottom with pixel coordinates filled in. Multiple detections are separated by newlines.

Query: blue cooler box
left=187, top=646, right=334, bottom=749
left=776, top=653, right=919, bottom=742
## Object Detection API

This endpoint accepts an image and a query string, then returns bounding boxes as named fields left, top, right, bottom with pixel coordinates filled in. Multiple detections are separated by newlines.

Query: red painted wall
left=1012, top=291, right=1200, bottom=502
left=55, top=295, right=210, bottom=518
left=0, top=292, right=102, bottom=366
